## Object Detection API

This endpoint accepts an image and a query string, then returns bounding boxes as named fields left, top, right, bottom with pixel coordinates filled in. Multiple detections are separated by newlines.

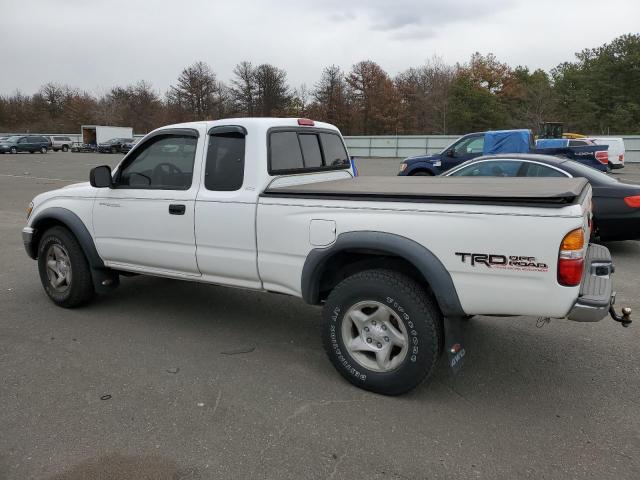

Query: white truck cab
left=22, top=118, right=631, bottom=395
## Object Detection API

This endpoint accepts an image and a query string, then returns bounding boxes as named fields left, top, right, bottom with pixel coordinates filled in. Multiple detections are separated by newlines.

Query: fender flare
left=29, top=207, right=104, bottom=269
left=301, top=231, right=465, bottom=317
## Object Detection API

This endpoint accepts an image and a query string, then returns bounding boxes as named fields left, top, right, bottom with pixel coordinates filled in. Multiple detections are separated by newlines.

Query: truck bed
left=263, top=176, right=589, bottom=208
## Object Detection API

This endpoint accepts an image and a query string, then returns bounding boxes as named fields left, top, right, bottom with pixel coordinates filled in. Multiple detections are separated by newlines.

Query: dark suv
left=0, top=135, right=51, bottom=154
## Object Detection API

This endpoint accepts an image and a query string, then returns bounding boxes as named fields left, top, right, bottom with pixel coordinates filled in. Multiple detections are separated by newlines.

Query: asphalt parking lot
left=1, top=152, right=639, bottom=480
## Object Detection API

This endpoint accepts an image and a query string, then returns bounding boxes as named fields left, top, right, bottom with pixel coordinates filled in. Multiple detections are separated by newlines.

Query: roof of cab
left=152, top=117, right=340, bottom=134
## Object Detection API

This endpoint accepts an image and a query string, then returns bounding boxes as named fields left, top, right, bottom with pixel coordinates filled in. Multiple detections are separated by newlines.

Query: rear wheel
left=62, top=145, right=69, bottom=152
left=322, top=269, right=442, bottom=395
left=111, top=146, right=118, bottom=154
left=37, top=226, right=95, bottom=308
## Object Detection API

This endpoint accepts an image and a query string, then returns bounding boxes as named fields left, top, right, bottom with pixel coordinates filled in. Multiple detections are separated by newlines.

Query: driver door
left=441, top=134, right=485, bottom=171
left=92, top=130, right=203, bottom=276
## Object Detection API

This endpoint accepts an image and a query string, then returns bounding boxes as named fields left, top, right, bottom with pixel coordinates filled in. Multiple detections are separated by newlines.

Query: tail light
left=558, top=228, right=585, bottom=286
left=624, top=195, right=640, bottom=208
left=297, top=118, right=315, bottom=126
left=595, top=151, right=608, bottom=165
left=619, top=154, right=624, bottom=163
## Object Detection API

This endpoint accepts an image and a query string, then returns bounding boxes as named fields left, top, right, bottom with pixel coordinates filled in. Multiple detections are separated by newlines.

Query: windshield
left=4, top=136, right=21, bottom=143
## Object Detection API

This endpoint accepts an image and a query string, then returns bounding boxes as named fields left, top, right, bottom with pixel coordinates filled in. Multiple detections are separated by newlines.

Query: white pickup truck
left=22, top=118, right=631, bottom=395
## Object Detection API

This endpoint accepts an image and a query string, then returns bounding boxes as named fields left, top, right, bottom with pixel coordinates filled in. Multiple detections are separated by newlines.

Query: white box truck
left=81, top=125, right=133, bottom=146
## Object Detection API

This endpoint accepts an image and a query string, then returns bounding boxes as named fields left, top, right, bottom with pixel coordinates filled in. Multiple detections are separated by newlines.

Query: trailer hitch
left=609, top=304, right=632, bottom=327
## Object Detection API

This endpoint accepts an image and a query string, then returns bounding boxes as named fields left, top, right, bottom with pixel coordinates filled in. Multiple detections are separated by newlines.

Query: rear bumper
left=567, top=244, right=614, bottom=322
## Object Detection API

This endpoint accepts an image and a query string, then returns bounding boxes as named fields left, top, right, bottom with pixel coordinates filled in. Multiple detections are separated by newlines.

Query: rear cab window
left=268, top=128, right=350, bottom=175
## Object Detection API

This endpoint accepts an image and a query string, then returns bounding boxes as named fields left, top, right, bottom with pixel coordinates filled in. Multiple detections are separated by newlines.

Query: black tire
left=62, top=145, right=69, bottom=152
left=40, top=146, right=47, bottom=154
left=10, top=146, right=17, bottom=154
left=37, top=226, right=95, bottom=308
left=111, top=147, right=117, bottom=154
left=411, top=171, right=432, bottom=176
left=322, top=269, right=443, bottom=395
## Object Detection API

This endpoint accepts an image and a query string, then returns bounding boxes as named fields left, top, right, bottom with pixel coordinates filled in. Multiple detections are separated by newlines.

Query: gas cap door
left=309, top=219, right=336, bottom=247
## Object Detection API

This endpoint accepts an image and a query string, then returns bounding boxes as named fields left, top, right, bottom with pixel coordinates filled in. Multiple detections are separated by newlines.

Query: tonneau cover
left=263, top=176, right=589, bottom=207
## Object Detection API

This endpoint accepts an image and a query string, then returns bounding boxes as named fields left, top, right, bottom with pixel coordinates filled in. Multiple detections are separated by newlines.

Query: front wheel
left=40, top=146, right=47, bottom=154
left=322, top=269, right=442, bottom=395
left=10, top=146, right=17, bottom=154
left=411, top=171, right=432, bottom=176
left=62, top=145, right=69, bottom=152
left=37, top=226, right=95, bottom=308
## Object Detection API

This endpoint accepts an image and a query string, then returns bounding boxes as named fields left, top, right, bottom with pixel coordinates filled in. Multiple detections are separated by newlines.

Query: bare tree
left=311, top=65, right=350, bottom=130
left=254, top=63, right=290, bottom=116
left=167, top=61, right=219, bottom=120
left=230, top=61, right=257, bottom=116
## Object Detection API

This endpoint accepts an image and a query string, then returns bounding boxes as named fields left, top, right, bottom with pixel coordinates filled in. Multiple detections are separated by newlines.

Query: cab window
left=205, top=131, right=245, bottom=191
left=117, top=135, right=197, bottom=189
left=269, top=129, right=350, bottom=174
left=452, top=135, right=484, bottom=156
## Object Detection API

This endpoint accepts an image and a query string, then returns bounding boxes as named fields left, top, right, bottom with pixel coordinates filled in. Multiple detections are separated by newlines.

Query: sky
left=1, top=0, right=639, bottom=96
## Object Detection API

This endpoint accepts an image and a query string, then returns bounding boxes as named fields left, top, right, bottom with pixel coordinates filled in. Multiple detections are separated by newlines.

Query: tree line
left=1, top=33, right=638, bottom=136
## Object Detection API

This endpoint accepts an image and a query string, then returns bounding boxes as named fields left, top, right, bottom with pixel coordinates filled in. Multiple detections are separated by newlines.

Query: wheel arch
left=29, top=207, right=104, bottom=269
left=301, top=231, right=465, bottom=317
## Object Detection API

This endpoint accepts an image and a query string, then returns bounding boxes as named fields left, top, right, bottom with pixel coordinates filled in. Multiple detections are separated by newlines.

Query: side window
left=299, top=134, right=323, bottom=168
left=270, top=132, right=304, bottom=171
left=319, top=133, right=349, bottom=166
left=18, top=137, right=27, bottom=144
left=205, top=132, right=245, bottom=191
left=569, top=140, right=588, bottom=147
left=453, top=135, right=484, bottom=156
left=452, top=160, right=522, bottom=177
left=117, top=135, right=197, bottom=189
left=523, top=163, right=568, bottom=178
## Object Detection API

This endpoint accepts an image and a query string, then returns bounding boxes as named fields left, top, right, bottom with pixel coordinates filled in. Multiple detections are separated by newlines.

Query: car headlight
left=399, top=163, right=407, bottom=172
left=26, top=201, right=34, bottom=219
left=433, top=160, right=441, bottom=167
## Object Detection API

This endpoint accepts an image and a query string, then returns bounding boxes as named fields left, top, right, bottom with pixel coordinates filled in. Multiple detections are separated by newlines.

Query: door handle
left=168, top=204, right=186, bottom=215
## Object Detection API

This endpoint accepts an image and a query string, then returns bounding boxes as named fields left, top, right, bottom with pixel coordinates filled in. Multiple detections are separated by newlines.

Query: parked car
left=120, top=138, right=140, bottom=153
left=21, top=118, right=632, bottom=395
left=398, top=129, right=609, bottom=176
left=97, top=137, right=134, bottom=153
left=71, top=142, right=97, bottom=153
left=445, top=153, right=640, bottom=241
left=587, top=137, right=626, bottom=169
left=49, top=136, right=74, bottom=152
left=0, top=135, right=50, bottom=154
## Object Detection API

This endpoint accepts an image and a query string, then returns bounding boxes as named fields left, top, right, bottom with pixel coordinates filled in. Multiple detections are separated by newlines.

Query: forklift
left=538, top=122, right=585, bottom=140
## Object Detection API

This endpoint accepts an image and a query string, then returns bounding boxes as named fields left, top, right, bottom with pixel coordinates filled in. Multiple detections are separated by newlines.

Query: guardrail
left=344, top=135, right=640, bottom=163
left=3, top=132, right=639, bottom=162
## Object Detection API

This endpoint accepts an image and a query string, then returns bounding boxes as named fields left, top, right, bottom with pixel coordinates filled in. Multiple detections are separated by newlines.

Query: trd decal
left=455, top=252, right=549, bottom=272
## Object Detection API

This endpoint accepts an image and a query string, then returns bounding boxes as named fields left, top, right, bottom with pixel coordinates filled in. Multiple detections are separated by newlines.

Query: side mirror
left=90, top=165, right=113, bottom=188
left=446, top=149, right=455, bottom=157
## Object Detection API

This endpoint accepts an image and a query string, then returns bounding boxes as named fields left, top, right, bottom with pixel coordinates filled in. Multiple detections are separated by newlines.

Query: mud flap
left=443, top=316, right=466, bottom=374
